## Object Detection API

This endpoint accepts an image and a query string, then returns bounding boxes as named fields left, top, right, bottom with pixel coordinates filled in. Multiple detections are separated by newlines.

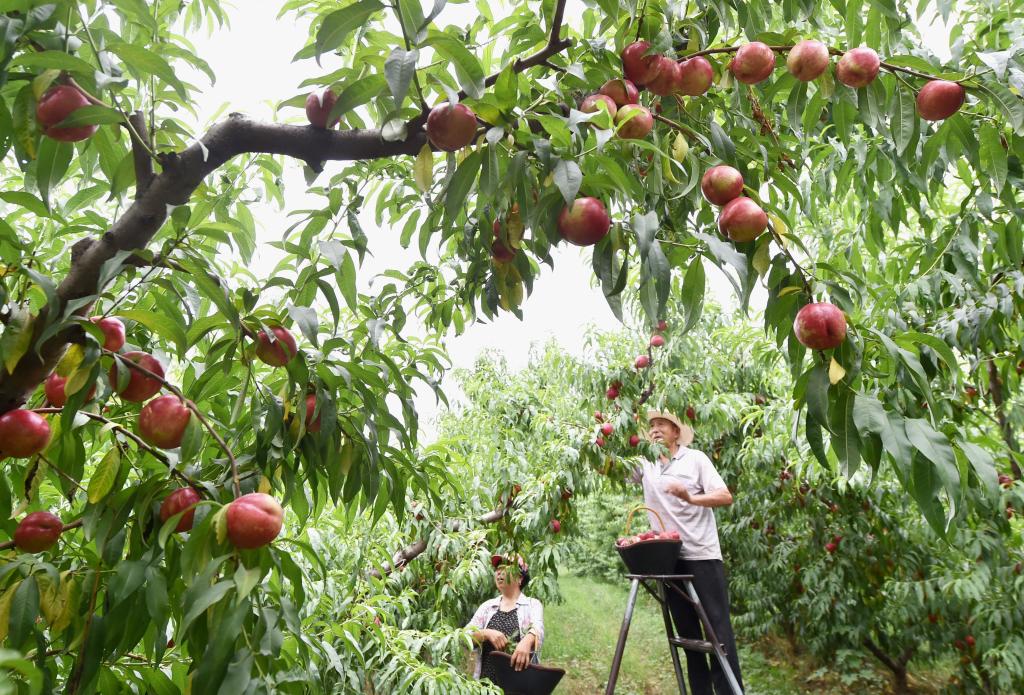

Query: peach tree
left=0, top=0, right=1022, bottom=691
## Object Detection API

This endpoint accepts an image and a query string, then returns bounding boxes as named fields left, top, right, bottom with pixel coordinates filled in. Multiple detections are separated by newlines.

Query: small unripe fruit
left=614, top=104, right=654, bottom=140
left=305, top=88, right=339, bottom=128
left=226, top=493, right=284, bottom=549
left=44, top=372, right=96, bottom=408
left=786, top=40, right=830, bottom=81
left=794, top=302, right=847, bottom=350
left=621, top=41, right=661, bottom=86
left=729, top=43, right=776, bottom=85
left=14, top=511, right=63, bottom=553
left=426, top=102, right=477, bottom=152
left=160, top=488, right=202, bottom=533
left=635, top=355, right=650, bottom=369
left=558, top=197, right=610, bottom=246
left=717, top=196, right=768, bottom=242
left=0, top=409, right=52, bottom=458
left=491, top=239, right=516, bottom=263
left=90, top=317, right=126, bottom=352
left=109, top=351, right=165, bottom=402
left=646, top=56, right=682, bottom=97
left=650, top=334, right=665, bottom=348
left=598, top=79, right=639, bottom=106
left=916, top=80, right=965, bottom=121
left=36, top=85, right=97, bottom=141
left=139, top=395, right=192, bottom=449
left=701, top=165, right=745, bottom=206
left=676, top=56, right=714, bottom=96
left=836, top=47, right=880, bottom=88
left=255, top=327, right=298, bottom=367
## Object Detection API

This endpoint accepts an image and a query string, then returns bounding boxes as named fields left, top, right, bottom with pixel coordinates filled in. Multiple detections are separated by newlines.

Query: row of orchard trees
left=442, top=307, right=1023, bottom=694
left=0, top=0, right=1022, bottom=691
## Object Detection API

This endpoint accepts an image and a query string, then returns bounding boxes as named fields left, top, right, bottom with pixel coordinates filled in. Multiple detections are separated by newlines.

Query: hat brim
left=647, top=410, right=694, bottom=446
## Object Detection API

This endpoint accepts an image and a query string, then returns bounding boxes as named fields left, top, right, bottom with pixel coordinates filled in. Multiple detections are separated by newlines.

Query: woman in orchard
left=467, top=554, right=545, bottom=681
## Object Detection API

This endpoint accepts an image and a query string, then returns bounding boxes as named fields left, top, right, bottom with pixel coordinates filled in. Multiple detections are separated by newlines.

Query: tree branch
left=128, top=110, right=154, bottom=198
left=0, top=10, right=577, bottom=413
left=987, top=360, right=1022, bottom=478
left=368, top=506, right=507, bottom=579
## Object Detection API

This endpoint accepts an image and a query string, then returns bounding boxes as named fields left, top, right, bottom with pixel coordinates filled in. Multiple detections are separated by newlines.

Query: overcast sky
left=182, top=3, right=951, bottom=431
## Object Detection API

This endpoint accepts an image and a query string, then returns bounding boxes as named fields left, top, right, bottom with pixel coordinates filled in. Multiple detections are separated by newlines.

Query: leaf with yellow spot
left=778, top=286, right=802, bottom=297
left=0, top=582, right=20, bottom=642
left=258, top=475, right=272, bottom=494
left=829, top=358, right=847, bottom=385
left=213, top=506, right=228, bottom=545
left=87, top=448, right=120, bottom=503
left=340, top=437, right=355, bottom=475
left=64, top=367, right=94, bottom=400
left=55, top=344, right=84, bottom=378
left=413, top=144, right=433, bottom=193
left=752, top=240, right=771, bottom=278
left=672, top=133, right=689, bottom=161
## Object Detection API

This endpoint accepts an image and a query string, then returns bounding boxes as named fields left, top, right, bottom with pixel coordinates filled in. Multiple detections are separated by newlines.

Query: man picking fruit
left=636, top=410, right=744, bottom=694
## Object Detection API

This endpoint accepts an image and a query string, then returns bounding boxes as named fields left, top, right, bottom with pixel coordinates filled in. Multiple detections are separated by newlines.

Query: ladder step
left=669, top=637, right=718, bottom=654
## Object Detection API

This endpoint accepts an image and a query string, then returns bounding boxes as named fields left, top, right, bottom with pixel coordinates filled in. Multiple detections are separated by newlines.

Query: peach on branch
left=426, top=102, right=477, bottom=151
left=729, top=42, right=776, bottom=85
left=0, top=409, right=52, bottom=458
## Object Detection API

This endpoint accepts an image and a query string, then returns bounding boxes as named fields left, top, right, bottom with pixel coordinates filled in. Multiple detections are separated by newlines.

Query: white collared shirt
left=466, top=593, right=545, bottom=678
left=637, top=445, right=728, bottom=561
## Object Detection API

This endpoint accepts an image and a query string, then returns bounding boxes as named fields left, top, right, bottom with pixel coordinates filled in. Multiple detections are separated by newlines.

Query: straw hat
left=647, top=410, right=694, bottom=446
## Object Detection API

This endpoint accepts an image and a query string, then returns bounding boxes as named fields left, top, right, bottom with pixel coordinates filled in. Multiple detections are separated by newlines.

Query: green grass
left=541, top=572, right=941, bottom=695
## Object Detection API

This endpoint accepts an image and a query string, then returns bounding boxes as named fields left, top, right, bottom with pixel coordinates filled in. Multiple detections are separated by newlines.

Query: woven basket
left=616, top=505, right=682, bottom=575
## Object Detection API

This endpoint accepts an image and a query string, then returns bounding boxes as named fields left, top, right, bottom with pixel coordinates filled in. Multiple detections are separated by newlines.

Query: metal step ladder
left=604, top=573, right=743, bottom=695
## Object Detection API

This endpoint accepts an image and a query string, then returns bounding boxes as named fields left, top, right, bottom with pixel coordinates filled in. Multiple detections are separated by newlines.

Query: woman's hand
left=483, top=629, right=507, bottom=650
left=511, top=638, right=533, bottom=671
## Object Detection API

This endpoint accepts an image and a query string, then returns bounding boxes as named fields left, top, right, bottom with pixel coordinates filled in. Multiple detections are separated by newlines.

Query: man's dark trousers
left=666, top=558, right=744, bottom=695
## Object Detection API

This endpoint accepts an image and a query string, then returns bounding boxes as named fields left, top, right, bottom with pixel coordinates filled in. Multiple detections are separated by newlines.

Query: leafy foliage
left=0, top=0, right=1021, bottom=691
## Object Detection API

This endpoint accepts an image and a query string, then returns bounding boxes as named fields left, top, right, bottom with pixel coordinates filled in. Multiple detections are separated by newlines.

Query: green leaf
left=805, top=362, right=830, bottom=428
left=552, top=159, right=582, bottom=205
left=179, top=412, right=203, bottom=466
left=109, top=41, right=188, bottom=100
left=117, top=309, right=188, bottom=356
left=443, top=149, right=482, bottom=223
left=180, top=581, right=234, bottom=636
left=979, top=80, right=1024, bottom=132
left=905, top=418, right=960, bottom=514
left=52, top=105, right=124, bottom=128
left=0, top=305, right=32, bottom=375
left=708, top=120, right=735, bottom=163
left=315, top=1, right=385, bottom=58
left=11, top=50, right=97, bottom=76
left=957, top=441, right=998, bottom=499
left=680, top=257, right=705, bottom=335
left=978, top=123, right=1007, bottom=192
left=384, top=48, right=419, bottom=108
left=327, top=75, right=387, bottom=125
left=87, top=448, right=120, bottom=504
left=7, top=577, right=38, bottom=647
left=890, top=85, right=916, bottom=155
left=829, top=388, right=860, bottom=477
left=426, top=33, right=486, bottom=99
left=853, top=394, right=912, bottom=465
